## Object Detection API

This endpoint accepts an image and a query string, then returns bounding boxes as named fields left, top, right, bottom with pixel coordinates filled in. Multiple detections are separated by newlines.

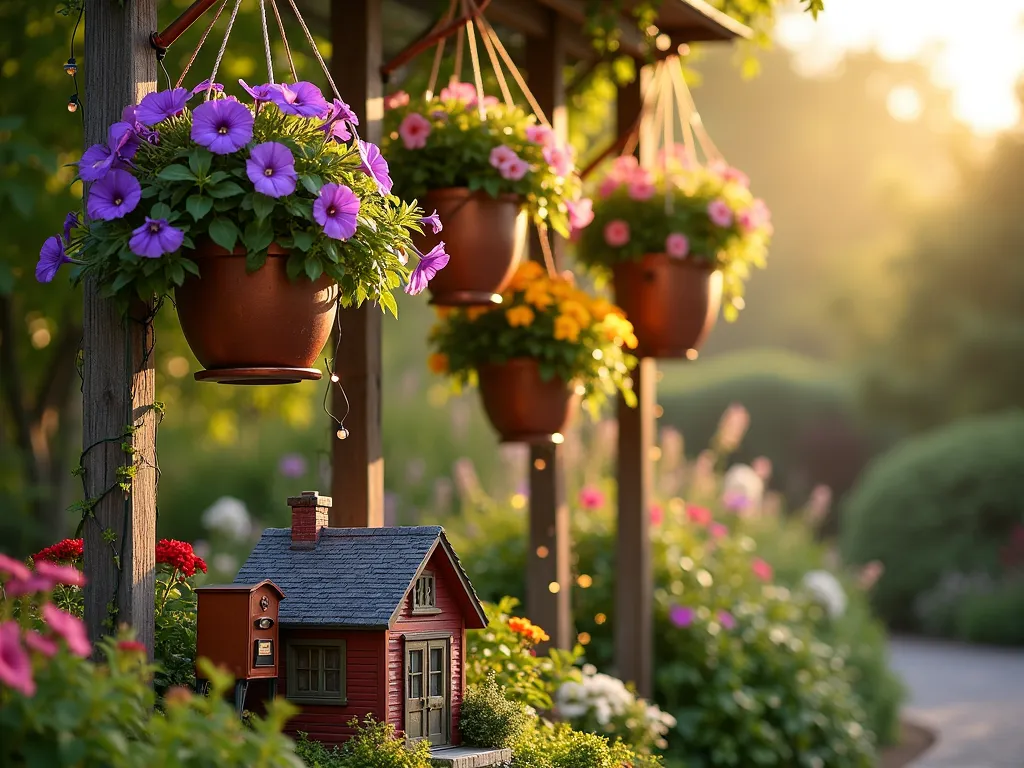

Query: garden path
left=889, top=637, right=1024, bottom=768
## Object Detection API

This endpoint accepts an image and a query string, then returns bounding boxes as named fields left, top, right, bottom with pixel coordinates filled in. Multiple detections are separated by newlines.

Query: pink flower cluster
left=0, top=554, right=91, bottom=697
left=488, top=145, right=530, bottom=181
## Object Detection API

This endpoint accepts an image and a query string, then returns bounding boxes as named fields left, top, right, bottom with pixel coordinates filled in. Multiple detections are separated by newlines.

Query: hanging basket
left=175, top=242, right=339, bottom=385
left=477, top=358, right=579, bottom=443
left=612, top=254, right=722, bottom=358
left=416, top=188, right=528, bottom=305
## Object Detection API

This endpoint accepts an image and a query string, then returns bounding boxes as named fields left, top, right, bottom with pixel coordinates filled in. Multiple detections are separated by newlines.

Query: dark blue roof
left=234, top=526, right=486, bottom=628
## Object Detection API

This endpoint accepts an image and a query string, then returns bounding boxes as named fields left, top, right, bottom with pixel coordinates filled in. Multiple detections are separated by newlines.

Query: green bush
left=294, top=717, right=432, bottom=768
left=512, top=721, right=646, bottom=768
left=954, top=578, right=1024, bottom=645
left=841, top=411, right=1024, bottom=635
left=459, top=674, right=532, bottom=750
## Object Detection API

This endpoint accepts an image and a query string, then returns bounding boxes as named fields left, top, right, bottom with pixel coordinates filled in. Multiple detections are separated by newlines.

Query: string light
left=64, top=57, right=77, bottom=76
left=67, top=95, right=80, bottom=113
left=322, top=297, right=351, bottom=441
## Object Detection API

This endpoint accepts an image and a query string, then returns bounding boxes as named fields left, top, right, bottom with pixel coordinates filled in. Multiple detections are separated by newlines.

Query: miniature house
left=232, top=491, right=488, bottom=748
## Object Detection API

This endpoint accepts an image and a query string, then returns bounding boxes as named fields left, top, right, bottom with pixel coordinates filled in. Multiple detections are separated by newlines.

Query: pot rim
left=189, top=240, right=289, bottom=258
left=422, top=187, right=522, bottom=204
left=620, top=252, right=720, bottom=272
left=477, top=357, right=579, bottom=387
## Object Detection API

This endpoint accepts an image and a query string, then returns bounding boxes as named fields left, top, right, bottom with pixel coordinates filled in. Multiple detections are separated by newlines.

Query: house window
left=286, top=639, right=346, bottom=704
left=413, top=572, right=439, bottom=614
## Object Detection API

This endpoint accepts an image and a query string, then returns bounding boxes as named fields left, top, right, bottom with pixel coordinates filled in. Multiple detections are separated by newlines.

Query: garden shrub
left=460, top=674, right=531, bottom=750
left=294, top=718, right=431, bottom=768
left=841, top=411, right=1024, bottom=635
left=512, top=720, right=648, bottom=768
left=0, top=556, right=302, bottom=767
left=953, top=578, right=1024, bottom=646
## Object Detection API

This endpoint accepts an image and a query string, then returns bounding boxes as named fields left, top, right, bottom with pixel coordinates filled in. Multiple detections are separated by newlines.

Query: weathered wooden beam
left=613, top=72, right=655, bottom=697
left=524, top=7, right=573, bottom=650
left=329, top=0, right=385, bottom=528
left=82, top=0, right=158, bottom=657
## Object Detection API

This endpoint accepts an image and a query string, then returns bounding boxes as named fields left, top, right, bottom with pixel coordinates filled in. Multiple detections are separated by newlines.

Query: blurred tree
left=860, top=126, right=1024, bottom=430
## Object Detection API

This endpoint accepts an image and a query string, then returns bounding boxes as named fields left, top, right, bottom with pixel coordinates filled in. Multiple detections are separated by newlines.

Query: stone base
left=430, top=745, right=513, bottom=768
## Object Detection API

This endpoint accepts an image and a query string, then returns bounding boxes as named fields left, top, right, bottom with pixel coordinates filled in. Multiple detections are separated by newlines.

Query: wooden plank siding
left=388, top=549, right=467, bottom=744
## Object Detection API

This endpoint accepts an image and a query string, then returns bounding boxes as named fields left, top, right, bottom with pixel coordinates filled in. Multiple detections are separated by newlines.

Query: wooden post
left=524, top=10, right=573, bottom=649
left=614, top=69, right=655, bottom=697
left=329, top=0, right=384, bottom=528
left=82, top=0, right=159, bottom=656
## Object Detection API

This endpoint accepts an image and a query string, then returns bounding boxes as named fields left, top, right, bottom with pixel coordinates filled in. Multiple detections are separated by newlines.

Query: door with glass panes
left=404, top=639, right=448, bottom=745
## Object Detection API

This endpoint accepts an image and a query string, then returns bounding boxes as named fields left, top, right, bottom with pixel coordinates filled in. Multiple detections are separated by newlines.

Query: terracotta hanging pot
left=175, top=242, right=339, bottom=385
left=477, top=358, right=579, bottom=443
left=612, top=253, right=723, bottom=359
left=415, top=188, right=529, bottom=306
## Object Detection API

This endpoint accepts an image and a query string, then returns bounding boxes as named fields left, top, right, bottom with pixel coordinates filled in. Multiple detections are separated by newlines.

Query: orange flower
left=559, top=300, right=590, bottom=327
left=524, top=281, right=555, bottom=310
left=427, top=353, right=449, bottom=374
left=508, top=617, right=533, bottom=635
left=434, top=306, right=454, bottom=320
left=589, top=298, right=615, bottom=321
left=506, top=305, right=536, bottom=328
left=466, top=306, right=491, bottom=322
left=554, top=315, right=581, bottom=343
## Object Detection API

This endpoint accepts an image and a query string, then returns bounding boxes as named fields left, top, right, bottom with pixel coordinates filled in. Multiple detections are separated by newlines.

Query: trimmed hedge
left=841, top=411, right=1024, bottom=636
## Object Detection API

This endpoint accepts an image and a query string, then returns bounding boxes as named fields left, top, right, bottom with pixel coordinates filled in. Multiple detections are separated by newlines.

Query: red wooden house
left=234, top=491, right=489, bottom=748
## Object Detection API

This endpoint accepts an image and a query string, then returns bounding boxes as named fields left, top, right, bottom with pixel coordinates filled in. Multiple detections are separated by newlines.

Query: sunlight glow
left=775, top=0, right=1024, bottom=135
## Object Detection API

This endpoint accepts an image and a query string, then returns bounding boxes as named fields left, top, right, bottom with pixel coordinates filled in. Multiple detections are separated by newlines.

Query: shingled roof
left=234, top=526, right=487, bottom=629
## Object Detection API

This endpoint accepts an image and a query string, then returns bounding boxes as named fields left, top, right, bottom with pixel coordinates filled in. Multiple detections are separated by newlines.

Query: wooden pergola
left=82, top=0, right=746, bottom=698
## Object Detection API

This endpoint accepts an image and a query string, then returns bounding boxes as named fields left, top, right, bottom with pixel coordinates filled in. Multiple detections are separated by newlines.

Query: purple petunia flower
left=128, top=217, right=185, bottom=258
left=718, top=610, right=736, bottom=630
left=278, top=453, right=307, bottom=478
left=358, top=140, right=393, bottom=196
left=190, top=79, right=224, bottom=97
left=238, top=79, right=276, bottom=103
left=35, top=236, right=71, bottom=283
left=134, top=88, right=189, bottom=125
left=320, top=98, right=356, bottom=142
left=313, top=183, right=360, bottom=240
left=327, top=97, right=358, bottom=126
left=122, top=106, right=160, bottom=144
left=269, top=81, right=330, bottom=118
left=246, top=141, right=297, bottom=198
left=405, top=241, right=449, bottom=295
left=78, top=143, right=120, bottom=182
left=669, top=605, right=695, bottom=628
left=86, top=169, right=141, bottom=221
left=191, top=99, right=254, bottom=155
left=419, top=209, right=442, bottom=235
left=63, top=211, right=79, bottom=243
left=107, top=121, right=141, bottom=160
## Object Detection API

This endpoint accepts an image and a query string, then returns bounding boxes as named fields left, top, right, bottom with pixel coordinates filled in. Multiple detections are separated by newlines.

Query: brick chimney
left=289, top=491, right=332, bottom=549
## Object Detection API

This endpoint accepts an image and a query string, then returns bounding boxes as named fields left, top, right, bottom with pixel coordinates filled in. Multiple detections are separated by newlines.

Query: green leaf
left=111, top=272, right=133, bottom=293
left=380, top=290, right=398, bottom=318
left=299, top=174, right=324, bottom=194
left=246, top=249, right=268, bottom=273
left=188, top=148, right=213, bottom=177
left=206, top=181, right=246, bottom=199
left=150, top=202, right=172, bottom=220
left=157, top=164, right=197, bottom=182
left=252, top=193, right=276, bottom=220
left=292, top=231, right=314, bottom=252
left=208, top=217, right=239, bottom=252
left=186, top=195, right=213, bottom=221
left=170, top=263, right=186, bottom=285
left=285, top=254, right=305, bottom=281
left=242, top=220, right=273, bottom=254
left=181, top=258, right=200, bottom=276
left=304, top=257, right=324, bottom=281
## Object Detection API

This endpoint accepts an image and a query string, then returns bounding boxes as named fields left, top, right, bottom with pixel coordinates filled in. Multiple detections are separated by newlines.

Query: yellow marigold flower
left=506, top=304, right=536, bottom=327
left=466, top=306, right=491, bottom=322
left=524, top=281, right=554, bottom=310
left=427, top=353, right=449, bottom=374
left=589, top=298, right=615, bottom=321
left=559, top=300, right=591, bottom=327
left=548, top=280, right=573, bottom=300
left=530, top=626, right=550, bottom=644
left=517, top=261, right=545, bottom=281
left=554, top=315, right=581, bottom=343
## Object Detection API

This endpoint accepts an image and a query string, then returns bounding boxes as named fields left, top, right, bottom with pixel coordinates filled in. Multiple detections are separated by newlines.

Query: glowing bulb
left=64, top=58, right=77, bottom=76
left=67, top=96, right=79, bottom=113
left=330, top=373, right=339, bottom=383
left=336, top=427, right=350, bottom=440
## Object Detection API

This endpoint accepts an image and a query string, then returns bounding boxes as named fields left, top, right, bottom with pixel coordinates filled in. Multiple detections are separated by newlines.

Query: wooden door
left=405, top=640, right=449, bottom=746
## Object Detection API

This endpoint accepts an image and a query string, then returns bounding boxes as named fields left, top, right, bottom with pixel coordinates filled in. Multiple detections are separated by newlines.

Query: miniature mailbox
left=196, top=579, right=285, bottom=710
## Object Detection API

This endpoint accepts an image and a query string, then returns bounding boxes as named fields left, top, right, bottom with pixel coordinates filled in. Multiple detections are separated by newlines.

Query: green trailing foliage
left=294, top=718, right=432, bottom=768
left=841, top=411, right=1024, bottom=640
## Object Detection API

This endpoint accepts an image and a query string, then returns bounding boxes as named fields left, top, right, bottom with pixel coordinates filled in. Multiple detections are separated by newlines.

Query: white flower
left=201, top=496, right=252, bottom=540
left=213, top=552, right=238, bottom=574
left=802, top=570, right=847, bottom=618
left=723, top=463, right=764, bottom=510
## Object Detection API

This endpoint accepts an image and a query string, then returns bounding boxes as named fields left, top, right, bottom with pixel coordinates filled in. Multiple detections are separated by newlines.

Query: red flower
left=751, top=557, right=774, bottom=582
left=32, top=538, right=83, bottom=564
left=686, top=505, right=712, bottom=526
left=156, top=539, right=207, bottom=578
left=117, top=640, right=147, bottom=654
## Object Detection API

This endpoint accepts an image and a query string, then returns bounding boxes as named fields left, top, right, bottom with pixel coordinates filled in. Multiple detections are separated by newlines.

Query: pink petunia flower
left=650, top=503, right=664, bottom=526
left=42, top=603, right=91, bottom=658
left=603, top=219, right=630, bottom=247
left=23, top=630, right=58, bottom=658
left=665, top=233, right=689, bottom=259
left=542, top=144, right=574, bottom=178
left=384, top=91, right=410, bottom=111
left=440, top=81, right=478, bottom=103
left=610, top=154, right=639, bottom=180
left=566, top=198, right=594, bottom=234
left=669, top=605, right=694, bottom=628
left=709, top=522, right=729, bottom=539
left=598, top=177, right=621, bottom=199
left=751, top=557, right=773, bottom=582
left=578, top=486, right=606, bottom=510
left=525, top=124, right=556, bottom=148
left=0, top=553, right=31, bottom=582
left=627, top=168, right=655, bottom=200
left=3, top=575, right=54, bottom=597
left=718, top=610, right=736, bottom=630
left=399, top=113, right=432, bottom=150
left=34, top=560, right=86, bottom=588
left=500, top=157, right=530, bottom=181
left=686, top=505, right=712, bottom=526
left=489, top=145, right=519, bottom=171
left=707, top=198, right=734, bottom=228
left=0, top=622, right=35, bottom=697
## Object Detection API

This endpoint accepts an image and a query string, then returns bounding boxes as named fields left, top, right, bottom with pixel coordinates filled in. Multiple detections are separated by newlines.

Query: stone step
left=429, top=745, right=513, bottom=768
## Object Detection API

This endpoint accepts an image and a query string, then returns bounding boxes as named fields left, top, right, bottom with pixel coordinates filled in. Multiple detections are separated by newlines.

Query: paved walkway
left=889, top=637, right=1024, bottom=768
